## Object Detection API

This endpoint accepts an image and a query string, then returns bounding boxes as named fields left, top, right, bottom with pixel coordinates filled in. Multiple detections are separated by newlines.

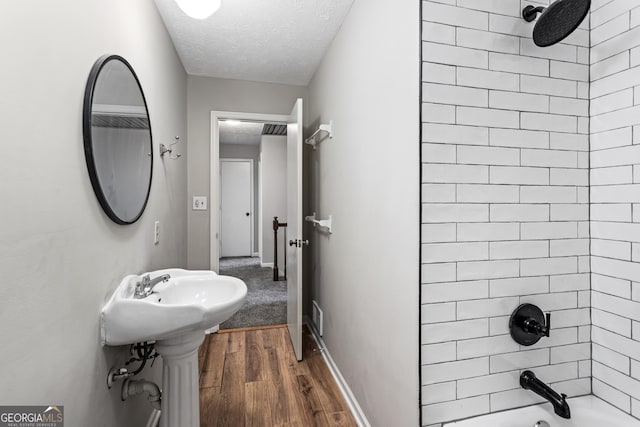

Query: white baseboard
left=304, top=317, right=370, bottom=427
left=261, top=262, right=274, bottom=268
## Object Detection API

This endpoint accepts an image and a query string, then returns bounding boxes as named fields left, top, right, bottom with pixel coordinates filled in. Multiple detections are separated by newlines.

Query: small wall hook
left=160, top=136, right=182, bottom=160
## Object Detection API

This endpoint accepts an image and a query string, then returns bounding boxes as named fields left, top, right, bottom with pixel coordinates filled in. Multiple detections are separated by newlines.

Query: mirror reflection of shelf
left=305, top=120, right=333, bottom=150
left=92, top=104, right=149, bottom=129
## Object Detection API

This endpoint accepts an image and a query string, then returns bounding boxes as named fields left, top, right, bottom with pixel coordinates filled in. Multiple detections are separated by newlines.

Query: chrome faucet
left=134, top=273, right=171, bottom=299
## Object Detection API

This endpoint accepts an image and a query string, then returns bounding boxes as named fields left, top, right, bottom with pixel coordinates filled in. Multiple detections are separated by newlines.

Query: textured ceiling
left=154, top=0, right=354, bottom=85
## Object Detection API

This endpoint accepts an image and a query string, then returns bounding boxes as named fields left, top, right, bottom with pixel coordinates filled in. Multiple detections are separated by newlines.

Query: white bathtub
left=444, top=396, right=640, bottom=427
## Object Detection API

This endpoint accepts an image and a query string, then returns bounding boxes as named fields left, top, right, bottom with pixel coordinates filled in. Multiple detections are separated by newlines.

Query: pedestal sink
left=101, top=268, right=247, bottom=427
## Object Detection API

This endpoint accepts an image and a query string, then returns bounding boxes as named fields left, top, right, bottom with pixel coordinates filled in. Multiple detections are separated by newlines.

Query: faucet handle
left=134, top=278, right=145, bottom=297
left=543, top=312, right=551, bottom=337
left=134, top=274, right=151, bottom=298
left=528, top=312, right=551, bottom=337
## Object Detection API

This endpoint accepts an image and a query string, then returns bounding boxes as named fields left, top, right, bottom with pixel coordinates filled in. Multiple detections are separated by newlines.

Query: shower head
left=522, top=0, right=591, bottom=47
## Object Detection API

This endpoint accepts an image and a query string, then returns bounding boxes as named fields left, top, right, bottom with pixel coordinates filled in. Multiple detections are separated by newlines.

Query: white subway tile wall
left=590, top=1, right=640, bottom=419
left=420, top=0, right=591, bottom=424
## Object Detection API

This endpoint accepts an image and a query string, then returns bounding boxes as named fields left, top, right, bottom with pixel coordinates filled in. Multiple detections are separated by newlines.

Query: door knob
left=289, top=239, right=297, bottom=247
left=245, top=212, right=250, bottom=216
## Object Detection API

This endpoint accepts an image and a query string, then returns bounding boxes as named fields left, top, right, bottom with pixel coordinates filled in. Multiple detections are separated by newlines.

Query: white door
left=286, top=99, right=304, bottom=361
left=220, top=160, right=252, bottom=257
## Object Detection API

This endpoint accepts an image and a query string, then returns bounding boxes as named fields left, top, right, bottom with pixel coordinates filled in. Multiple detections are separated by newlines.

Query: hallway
left=219, top=257, right=287, bottom=329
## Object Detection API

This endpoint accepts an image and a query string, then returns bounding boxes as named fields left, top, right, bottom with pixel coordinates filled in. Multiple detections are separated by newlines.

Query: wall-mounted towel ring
left=160, top=136, right=182, bottom=159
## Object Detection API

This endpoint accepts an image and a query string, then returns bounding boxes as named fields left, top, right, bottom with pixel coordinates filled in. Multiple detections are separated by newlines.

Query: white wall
left=307, top=0, right=420, bottom=425
left=187, top=76, right=307, bottom=269
left=590, top=2, right=640, bottom=419
left=260, top=135, right=287, bottom=266
left=0, top=2, right=187, bottom=427
left=420, top=1, right=591, bottom=424
left=220, top=143, right=260, bottom=253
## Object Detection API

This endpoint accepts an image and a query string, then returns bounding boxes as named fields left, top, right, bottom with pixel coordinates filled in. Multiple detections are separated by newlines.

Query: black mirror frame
left=82, top=54, right=153, bottom=225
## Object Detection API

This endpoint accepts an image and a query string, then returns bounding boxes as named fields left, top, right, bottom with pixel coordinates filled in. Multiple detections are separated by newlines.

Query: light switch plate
left=154, top=221, right=160, bottom=245
left=193, top=196, right=208, bottom=210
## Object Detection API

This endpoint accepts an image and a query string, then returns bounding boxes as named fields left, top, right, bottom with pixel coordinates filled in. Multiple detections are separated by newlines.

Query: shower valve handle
left=510, top=304, right=551, bottom=346
left=524, top=312, right=550, bottom=337
left=544, top=312, right=551, bottom=336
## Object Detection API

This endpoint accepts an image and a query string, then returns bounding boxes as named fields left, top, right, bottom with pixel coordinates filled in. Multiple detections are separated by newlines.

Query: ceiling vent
left=262, top=123, right=287, bottom=136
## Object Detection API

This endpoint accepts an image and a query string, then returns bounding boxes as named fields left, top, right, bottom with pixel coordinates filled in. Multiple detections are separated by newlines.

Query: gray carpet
left=219, top=257, right=287, bottom=330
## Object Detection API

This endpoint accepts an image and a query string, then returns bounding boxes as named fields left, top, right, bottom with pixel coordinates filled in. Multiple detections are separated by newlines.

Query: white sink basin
left=100, top=268, right=247, bottom=346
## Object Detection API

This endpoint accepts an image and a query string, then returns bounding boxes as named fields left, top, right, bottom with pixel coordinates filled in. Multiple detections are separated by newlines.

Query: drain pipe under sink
left=122, top=378, right=162, bottom=426
left=145, top=408, right=161, bottom=427
left=121, top=378, right=162, bottom=426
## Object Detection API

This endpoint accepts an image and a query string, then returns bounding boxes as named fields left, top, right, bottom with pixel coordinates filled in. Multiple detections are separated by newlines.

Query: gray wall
left=420, top=1, right=590, bottom=424
left=590, top=2, right=640, bottom=418
left=220, top=143, right=260, bottom=254
left=306, top=0, right=420, bottom=425
left=187, top=76, right=308, bottom=269
left=0, top=1, right=187, bottom=426
left=260, top=135, right=287, bottom=266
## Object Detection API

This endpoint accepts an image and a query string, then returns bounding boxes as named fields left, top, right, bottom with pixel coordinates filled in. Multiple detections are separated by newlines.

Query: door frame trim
left=220, top=158, right=254, bottom=258
left=210, top=111, right=289, bottom=272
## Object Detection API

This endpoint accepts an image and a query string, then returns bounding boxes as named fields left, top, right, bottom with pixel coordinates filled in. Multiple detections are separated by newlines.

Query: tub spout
left=520, top=370, right=571, bottom=419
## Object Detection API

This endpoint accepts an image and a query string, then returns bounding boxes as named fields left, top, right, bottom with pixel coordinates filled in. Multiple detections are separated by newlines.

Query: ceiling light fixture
left=175, top=0, right=221, bottom=19
left=223, top=120, right=241, bottom=125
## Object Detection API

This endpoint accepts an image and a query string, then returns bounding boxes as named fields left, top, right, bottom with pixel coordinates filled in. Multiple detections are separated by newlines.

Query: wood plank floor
left=198, top=325, right=358, bottom=427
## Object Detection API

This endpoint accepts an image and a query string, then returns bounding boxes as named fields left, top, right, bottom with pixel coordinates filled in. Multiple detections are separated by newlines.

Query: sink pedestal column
left=155, top=330, right=205, bottom=427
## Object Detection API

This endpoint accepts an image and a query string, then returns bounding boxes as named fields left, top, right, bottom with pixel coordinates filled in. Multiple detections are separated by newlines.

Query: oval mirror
left=83, top=55, right=153, bottom=225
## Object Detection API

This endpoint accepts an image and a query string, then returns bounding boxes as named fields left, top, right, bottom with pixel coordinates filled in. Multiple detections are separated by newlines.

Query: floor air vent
left=312, top=300, right=324, bottom=336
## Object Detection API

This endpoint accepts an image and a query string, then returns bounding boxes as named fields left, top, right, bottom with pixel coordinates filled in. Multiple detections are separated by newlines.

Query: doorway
left=217, top=120, right=287, bottom=330
left=210, top=101, right=304, bottom=361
